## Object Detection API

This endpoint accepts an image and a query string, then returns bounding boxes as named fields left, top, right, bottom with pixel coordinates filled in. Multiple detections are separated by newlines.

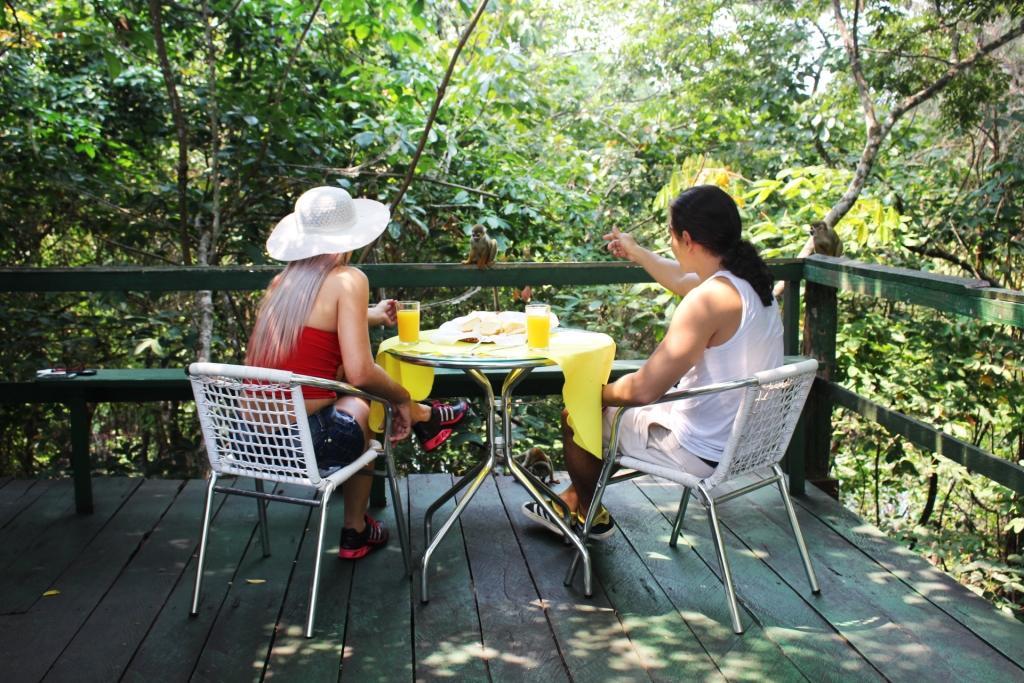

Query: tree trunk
left=194, top=0, right=221, bottom=363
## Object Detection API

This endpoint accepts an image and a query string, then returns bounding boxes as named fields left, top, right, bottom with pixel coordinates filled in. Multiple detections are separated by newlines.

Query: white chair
left=567, top=358, right=820, bottom=634
left=187, top=362, right=410, bottom=638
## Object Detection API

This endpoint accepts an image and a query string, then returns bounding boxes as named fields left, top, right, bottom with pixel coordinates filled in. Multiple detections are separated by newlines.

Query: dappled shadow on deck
left=0, top=472, right=1020, bottom=682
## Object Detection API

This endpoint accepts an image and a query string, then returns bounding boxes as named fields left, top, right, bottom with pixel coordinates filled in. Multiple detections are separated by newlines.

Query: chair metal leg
left=385, top=448, right=412, bottom=576
left=772, top=464, right=820, bottom=594
left=191, top=473, right=218, bottom=616
left=305, top=488, right=331, bottom=638
left=701, top=485, right=743, bottom=634
left=669, top=488, right=691, bottom=548
left=254, top=479, right=271, bottom=558
left=562, top=447, right=618, bottom=593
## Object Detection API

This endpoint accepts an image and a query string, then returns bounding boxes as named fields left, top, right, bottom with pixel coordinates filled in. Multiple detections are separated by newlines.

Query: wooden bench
left=0, top=360, right=647, bottom=513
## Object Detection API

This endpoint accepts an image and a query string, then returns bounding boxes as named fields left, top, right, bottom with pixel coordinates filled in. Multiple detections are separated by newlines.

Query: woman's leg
left=334, top=396, right=373, bottom=532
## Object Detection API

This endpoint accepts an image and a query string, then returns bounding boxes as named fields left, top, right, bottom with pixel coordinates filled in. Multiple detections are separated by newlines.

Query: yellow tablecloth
left=370, top=329, right=615, bottom=457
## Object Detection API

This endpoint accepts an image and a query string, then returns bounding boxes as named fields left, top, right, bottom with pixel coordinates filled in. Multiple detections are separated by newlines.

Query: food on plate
left=458, top=311, right=529, bottom=337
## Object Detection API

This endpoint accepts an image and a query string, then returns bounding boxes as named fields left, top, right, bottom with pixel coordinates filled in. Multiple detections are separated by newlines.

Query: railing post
left=782, top=279, right=800, bottom=356
left=802, top=279, right=839, bottom=498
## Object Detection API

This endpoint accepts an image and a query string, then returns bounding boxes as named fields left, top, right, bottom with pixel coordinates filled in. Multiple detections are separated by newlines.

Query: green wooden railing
left=2, top=256, right=1022, bottom=498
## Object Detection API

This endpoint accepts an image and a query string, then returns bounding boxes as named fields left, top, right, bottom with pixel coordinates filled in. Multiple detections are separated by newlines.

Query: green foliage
left=2, top=0, right=1024, bottom=617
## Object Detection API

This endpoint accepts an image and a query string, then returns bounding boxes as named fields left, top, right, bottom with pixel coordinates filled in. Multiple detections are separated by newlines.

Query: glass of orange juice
left=397, top=301, right=420, bottom=344
left=526, top=303, right=551, bottom=349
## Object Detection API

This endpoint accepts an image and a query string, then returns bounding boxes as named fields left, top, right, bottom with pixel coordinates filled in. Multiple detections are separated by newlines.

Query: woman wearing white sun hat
left=247, top=186, right=470, bottom=560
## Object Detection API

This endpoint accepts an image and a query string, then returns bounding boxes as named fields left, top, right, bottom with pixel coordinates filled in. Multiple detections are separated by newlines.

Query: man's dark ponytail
left=721, top=239, right=773, bottom=306
left=669, top=185, right=774, bottom=306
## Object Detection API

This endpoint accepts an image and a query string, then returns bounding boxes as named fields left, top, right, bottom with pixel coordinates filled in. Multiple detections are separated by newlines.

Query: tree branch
left=904, top=243, right=1003, bottom=289
left=890, top=19, right=1024, bottom=124
left=228, top=0, right=324, bottom=216
left=147, top=0, right=191, bottom=264
left=832, top=0, right=877, bottom=129
left=94, top=235, right=178, bottom=265
left=0, top=0, right=24, bottom=60
left=358, top=0, right=493, bottom=263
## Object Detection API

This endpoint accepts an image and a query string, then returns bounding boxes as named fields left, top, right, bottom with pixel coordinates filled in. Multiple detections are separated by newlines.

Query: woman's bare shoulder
left=324, top=264, right=368, bottom=290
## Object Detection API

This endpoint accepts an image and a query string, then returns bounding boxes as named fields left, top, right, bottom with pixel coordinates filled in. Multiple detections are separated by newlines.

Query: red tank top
left=276, top=326, right=342, bottom=400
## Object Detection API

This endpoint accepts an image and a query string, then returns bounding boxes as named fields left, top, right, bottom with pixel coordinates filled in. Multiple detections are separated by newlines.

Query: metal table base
left=386, top=352, right=595, bottom=601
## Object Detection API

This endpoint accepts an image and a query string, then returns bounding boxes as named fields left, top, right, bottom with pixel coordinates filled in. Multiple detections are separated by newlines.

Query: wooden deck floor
left=0, top=473, right=1021, bottom=683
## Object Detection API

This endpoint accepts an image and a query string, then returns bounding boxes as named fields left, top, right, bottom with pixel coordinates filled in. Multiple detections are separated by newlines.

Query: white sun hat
left=266, top=186, right=390, bottom=261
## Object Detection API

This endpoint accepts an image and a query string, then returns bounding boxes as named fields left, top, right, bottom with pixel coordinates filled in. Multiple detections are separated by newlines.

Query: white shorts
left=601, top=404, right=717, bottom=479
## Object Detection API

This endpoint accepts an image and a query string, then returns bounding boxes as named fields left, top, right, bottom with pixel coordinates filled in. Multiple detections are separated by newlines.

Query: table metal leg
left=420, top=367, right=499, bottom=603
left=424, top=456, right=489, bottom=544
left=506, top=454, right=594, bottom=595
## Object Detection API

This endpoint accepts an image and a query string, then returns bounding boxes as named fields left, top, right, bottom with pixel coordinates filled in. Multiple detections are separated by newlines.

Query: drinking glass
left=526, top=303, right=551, bottom=349
left=397, top=301, right=420, bottom=344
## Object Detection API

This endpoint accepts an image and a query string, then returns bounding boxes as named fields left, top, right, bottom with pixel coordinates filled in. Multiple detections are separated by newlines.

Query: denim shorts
left=307, top=405, right=367, bottom=471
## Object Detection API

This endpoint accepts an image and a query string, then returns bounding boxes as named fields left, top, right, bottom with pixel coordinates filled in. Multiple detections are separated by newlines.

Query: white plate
left=434, top=310, right=559, bottom=344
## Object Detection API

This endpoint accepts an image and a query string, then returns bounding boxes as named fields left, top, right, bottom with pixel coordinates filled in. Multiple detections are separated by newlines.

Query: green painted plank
left=0, top=477, right=141, bottom=614
left=619, top=478, right=841, bottom=682
left=340, top=479, right=413, bottom=682
left=0, top=479, right=180, bottom=683
left=409, top=473, right=489, bottom=681
left=0, top=480, right=50, bottom=529
left=726, top=481, right=1024, bottom=680
left=581, top=481, right=726, bottom=682
left=804, top=256, right=1024, bottom=328
left=495, top=473, right=650, bottom=682
left=0, top=480, right=78, bottom=561
left=263, top=488, right=353, bottom=681
left=457, top=474, right=570, bottom=682
left=0, top=260, right=803, bottom=292
left=792, top=483, right=1024, bottom=665
left=40, top=480, right=211, bottom=682
left=191, top=486, right=313, bottom=683
left=121, top=481, right=260, bottom=683
left=829, top=383, right=1024, bottom=495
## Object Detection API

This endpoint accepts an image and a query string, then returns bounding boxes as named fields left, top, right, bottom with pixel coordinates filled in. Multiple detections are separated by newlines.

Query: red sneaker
left=414, top=399, right=471, bottom=452
left=432, top=399, right=471, bottom=426
left=338, top=514, right=389, bottom=560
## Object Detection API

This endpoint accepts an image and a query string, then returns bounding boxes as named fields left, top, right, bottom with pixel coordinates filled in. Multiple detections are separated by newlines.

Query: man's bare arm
left=602, top=286, right=719, bottom=406
left=603, top=227, right=698, bottom=297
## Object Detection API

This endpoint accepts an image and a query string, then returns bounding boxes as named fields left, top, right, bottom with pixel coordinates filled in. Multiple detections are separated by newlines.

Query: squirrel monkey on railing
left=773, top=221, right=843, bottom=298
left=464, top=223, right=497, bottom=269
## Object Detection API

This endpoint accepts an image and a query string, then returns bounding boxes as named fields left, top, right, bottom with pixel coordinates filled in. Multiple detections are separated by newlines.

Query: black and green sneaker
left=521, top=499, right=573, bottom=537
left=575, top=506, right=615, bottom=540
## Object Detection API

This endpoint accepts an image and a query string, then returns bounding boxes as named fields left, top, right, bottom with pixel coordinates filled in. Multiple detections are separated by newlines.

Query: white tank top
left=670, top=270, right=783, bottom=461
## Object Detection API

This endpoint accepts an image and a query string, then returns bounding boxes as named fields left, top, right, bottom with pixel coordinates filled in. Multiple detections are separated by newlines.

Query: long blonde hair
left=246, top=253, right=344, bottom=367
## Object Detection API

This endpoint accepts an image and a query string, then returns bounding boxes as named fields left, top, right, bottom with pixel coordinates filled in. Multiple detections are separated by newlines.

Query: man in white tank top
left=522, top=186, right=783, bottom=540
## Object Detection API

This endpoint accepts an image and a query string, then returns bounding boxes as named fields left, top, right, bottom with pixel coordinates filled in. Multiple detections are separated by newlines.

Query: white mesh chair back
left=189, top=362, right=322, bottom=486
left=703, top=358, right=817, bottom=490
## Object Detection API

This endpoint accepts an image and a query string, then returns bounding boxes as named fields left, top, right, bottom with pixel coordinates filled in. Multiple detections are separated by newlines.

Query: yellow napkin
left=370, top=329, right=615, bottom=457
